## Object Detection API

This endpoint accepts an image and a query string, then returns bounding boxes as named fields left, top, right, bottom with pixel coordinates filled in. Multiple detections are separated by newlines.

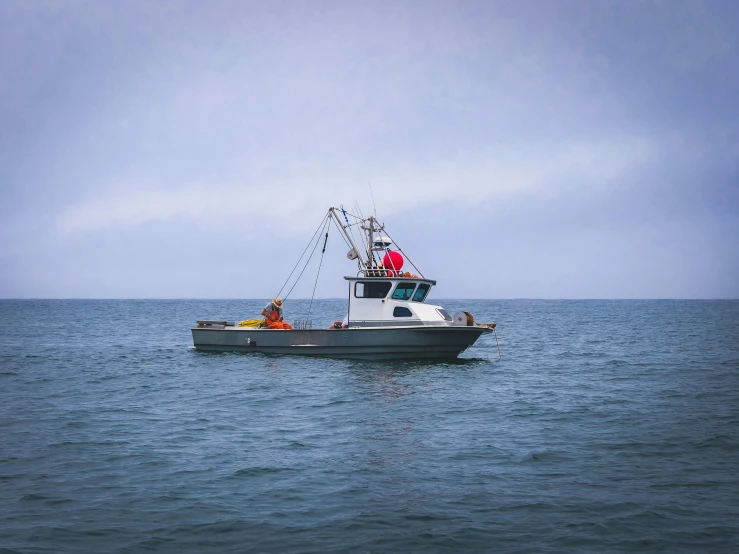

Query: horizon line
left=1, top=297, right=737, bottom=301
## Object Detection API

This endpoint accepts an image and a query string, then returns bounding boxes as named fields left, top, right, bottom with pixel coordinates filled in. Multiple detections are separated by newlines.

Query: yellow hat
left=273, top=297, right=283, bottom=308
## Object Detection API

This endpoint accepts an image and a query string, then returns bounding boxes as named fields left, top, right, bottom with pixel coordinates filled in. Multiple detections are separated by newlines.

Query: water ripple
left=0, top=299, right=738, bottom=553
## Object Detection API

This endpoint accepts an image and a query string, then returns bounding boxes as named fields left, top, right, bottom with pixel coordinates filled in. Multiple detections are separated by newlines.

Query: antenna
left=368, top=181, right=377, bottom=218
left=354, top=201, right=372, bottom=265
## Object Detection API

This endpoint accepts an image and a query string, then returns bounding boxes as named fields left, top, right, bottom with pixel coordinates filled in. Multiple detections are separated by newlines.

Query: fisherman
left=261, top=297, right=293, bottom=330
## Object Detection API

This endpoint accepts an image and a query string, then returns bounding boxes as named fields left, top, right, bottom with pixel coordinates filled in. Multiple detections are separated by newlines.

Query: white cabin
left=345, top=277, right=453, bottom=327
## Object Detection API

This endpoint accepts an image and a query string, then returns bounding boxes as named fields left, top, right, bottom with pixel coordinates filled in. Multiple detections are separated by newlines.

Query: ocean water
left=1, top=299, right=738, bottom=553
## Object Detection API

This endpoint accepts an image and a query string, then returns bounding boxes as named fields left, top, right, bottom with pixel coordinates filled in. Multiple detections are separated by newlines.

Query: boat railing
left=357, top=268, right=420, bottom=278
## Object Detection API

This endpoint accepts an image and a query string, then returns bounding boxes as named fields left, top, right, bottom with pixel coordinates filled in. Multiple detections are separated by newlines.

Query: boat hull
left=191, top=325, right=491, bottom=360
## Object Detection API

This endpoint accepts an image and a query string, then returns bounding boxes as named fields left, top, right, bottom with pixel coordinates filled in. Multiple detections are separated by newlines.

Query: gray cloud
left=1, top=0, right=737, bottom=298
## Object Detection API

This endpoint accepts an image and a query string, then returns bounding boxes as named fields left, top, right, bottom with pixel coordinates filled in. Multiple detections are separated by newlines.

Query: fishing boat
left=191, top=207, right=499, bottom=360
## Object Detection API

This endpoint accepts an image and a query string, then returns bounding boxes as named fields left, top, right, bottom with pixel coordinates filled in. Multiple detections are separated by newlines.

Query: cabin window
left=354, top=281, right=392, bottom=298
left=391, top=283, right=416, bottom=300
left=412, top=284, right=430, bottom=302
left=436, top=308, right=452, bottom=321
left=393, top=306, right=413, bottom=317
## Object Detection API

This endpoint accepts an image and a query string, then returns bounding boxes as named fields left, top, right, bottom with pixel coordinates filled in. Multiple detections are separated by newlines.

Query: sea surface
left=1, top=299, right=738, bottom=553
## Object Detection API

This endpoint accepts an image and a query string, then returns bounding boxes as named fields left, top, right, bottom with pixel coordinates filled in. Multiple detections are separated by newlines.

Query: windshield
left=391, top=283, right=416, bottom=300
left=412, top=284, right=430, bottom=302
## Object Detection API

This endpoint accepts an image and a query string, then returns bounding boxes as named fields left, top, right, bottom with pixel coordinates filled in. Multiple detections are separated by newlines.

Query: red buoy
left=382, top=250, right=404, bottom=272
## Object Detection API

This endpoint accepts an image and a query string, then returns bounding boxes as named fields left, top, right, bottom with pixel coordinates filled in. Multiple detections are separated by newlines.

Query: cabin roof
left=344, top=276, right=437, bottom=285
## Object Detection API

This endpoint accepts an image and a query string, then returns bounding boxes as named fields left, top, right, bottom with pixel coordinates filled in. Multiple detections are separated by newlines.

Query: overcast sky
left=1, top=0, right=737, bottom=299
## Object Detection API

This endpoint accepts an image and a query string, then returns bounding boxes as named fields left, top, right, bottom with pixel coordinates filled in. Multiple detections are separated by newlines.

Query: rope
left=380, top=229, right=424, bottom=278
left=330, top=215, right=351, bottom=249
left=283, top=217, right=327, bottom=301
left=275, top=213, right=329, bottom=299
left=341, top=204, right=363, bottom=263
left=307, top=218, right=330, bottom=320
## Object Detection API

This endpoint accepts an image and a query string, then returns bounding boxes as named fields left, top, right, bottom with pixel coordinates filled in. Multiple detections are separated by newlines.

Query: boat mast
left=328, top=207, right=367, bottom=272
left=363, top=216, right=378, bottom=269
